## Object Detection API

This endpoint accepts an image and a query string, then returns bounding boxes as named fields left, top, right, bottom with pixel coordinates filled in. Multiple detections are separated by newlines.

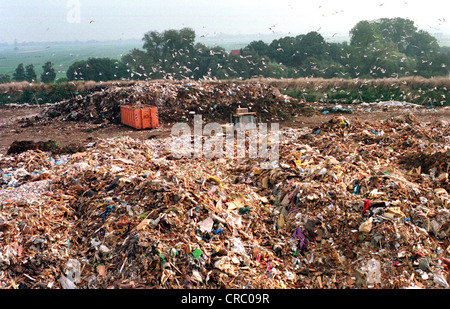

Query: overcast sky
left=1, top=0, right=449, bottom=44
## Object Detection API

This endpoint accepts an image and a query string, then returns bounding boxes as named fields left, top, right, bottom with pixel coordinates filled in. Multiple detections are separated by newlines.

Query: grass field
left=0, top=39, right=142, bottom=80
left=0, top=34, right=283, bottom=81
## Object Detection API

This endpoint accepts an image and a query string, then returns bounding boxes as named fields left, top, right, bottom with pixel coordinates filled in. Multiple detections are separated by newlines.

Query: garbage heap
left=0, top=113, right=449, bottom=289
left=40, top=81, right=304, bottom=125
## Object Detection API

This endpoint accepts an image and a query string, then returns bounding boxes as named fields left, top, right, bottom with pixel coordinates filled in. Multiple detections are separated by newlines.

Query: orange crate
left=120, top=105, right=158, bottom=129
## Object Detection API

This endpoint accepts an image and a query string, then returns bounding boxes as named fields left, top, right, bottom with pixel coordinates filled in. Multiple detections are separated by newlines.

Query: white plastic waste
left=367, top=258, right=381, bottom=285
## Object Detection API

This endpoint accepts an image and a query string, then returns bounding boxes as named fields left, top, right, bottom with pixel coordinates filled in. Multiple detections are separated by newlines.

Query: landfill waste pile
left=39, top=81, right=305, bottom=125
left=1, top=96, right=449, bottom=289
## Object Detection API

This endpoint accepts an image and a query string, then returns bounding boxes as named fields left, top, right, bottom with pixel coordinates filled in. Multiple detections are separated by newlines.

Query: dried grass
left=0, top=80, right=138, bottom=95
left=2, top=76, right=448, bottom=95
left=253, top=76, right=450, bottom=91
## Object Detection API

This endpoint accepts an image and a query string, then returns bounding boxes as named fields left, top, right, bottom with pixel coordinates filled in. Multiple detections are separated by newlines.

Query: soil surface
left=0, top=104, right=449, bottom=155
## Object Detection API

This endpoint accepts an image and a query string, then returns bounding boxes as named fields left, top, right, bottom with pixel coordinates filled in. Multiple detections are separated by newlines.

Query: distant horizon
left=1, top=1, right=449, bottom=45
left=2, top=30, right=351, bottom=45
left=3, top=29, right=450, bottom=48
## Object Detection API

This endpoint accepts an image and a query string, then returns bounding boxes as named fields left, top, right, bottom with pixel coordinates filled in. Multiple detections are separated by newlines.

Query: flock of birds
left=35, top=2, right=448, bottom=83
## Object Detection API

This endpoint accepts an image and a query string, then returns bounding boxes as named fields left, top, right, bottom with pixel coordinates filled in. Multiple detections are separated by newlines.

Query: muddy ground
left=0, top=103, right=449, bottom=155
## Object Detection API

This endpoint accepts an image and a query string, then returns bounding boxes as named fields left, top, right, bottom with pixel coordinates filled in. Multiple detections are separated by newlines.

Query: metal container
left=120, top=105, right=158, bottom=129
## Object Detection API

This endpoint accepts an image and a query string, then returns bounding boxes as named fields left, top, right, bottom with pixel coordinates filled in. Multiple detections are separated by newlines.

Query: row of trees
left=2, top=17, right=449, bottom=84
left=3, top=62, right=57, bottom=83
left=118, top=17, right=449, bottom=81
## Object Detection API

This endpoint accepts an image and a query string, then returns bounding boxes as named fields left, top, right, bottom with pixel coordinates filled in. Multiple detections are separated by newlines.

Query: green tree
left=298, top=56, right=338, bottom=78
left=348, top=18, right=444, bottom=78
left=377, top=17, right=417, bottom=53
left=350, top=21, right=382, bottom=48
left=141, top=27, right=196, bottom=78
left=227, top=52, right=253, bottom=79
left=267, top=36, right=298, bottom=67
left=260, top=60, right=291, bottom=78
left=191, top=43, right=227, bottom=79
left=41, top=61, right=56, bottom=83
left=13, top=63, right=26, bottom=82
left=122, top=48, right=159, bottom=80
left=245, top=40, right=269, bottom=57
left=25, top=64, right=37, bottom=82
left=404, top=30, right=440, bottom=58
left=142, top=30, right=165, bottom=63
left=416, top=53, right=450, bottom=77
left=298, top=32, right=326, bottom=61
left=0, top=74, right=11, bottom=84
left=429, top=53, right=450, bottom=76
left=66, top=58, right=129, bottom=82
left=372, top=45, right=416, bottom=78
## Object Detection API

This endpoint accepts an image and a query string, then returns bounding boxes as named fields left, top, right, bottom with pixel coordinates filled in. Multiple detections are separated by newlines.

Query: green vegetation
left=0, top=40, right=141, bottom=82
left=41, top=62, right=56, bottom=83
left=25, top=64, right=36, bottom=83
left=12, top=63, right=26, bottom=82
left=66, top=58, right=128, bottom=82
left=262, top=76, right=450, bottom=106
left=0, top=80, right=134, bottom=105
left=116, top=18, right=449, bottom=82
left=0, top=74, right=11, bottom=83
left=0, top=17, right=449, bottom=106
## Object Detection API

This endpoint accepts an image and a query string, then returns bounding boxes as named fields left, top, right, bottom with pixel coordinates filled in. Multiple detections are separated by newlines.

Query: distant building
left=230, top=49, right=241, bottom=56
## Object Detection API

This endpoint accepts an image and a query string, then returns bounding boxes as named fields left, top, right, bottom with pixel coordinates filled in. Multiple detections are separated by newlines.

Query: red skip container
left=120, top=105, right=159, bottom=130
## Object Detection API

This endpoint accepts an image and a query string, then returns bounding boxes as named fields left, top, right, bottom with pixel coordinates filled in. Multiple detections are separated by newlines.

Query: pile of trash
left=39, top=81, right=303, bottom=125
left=1, top=108, right=449, bottom=289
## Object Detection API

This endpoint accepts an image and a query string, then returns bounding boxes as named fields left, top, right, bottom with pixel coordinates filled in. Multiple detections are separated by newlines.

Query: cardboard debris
left=0, top=81, right=449, bottom=290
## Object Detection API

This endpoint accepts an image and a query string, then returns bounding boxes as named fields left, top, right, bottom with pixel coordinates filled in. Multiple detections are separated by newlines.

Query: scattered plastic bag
left=433, top=271, right=449, bottom=289
left=292, top=226, right=308, bottom=251
left=198, top=216, right=214, bottom=233
left=65, top=259, right=81, bottom=284
left=230, top=238, right=246, bottom=254
left=60, top=274, right=77, bottom=289
left=367, top=258, right=381, bottom=285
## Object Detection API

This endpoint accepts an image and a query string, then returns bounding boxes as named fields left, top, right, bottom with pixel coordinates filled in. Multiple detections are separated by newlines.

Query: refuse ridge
left=39, top=80, right=305, bottom=125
